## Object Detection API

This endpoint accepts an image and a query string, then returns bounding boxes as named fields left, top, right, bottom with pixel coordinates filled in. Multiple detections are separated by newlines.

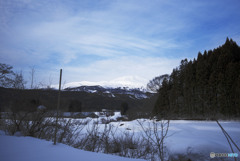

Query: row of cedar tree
left=153, top=38, right=240, bottom=119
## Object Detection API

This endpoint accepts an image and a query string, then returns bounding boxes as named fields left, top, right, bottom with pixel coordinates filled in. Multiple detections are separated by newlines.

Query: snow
left=1, top=119, right=240, bottom=161
left=0, top=132, right=144, bottom=161
left=166, top=121, right=240, bottom=156
left=37, top=105, right=46, bottom=110
left=94, top=111, right=122, bottom=121
left=110, top=111, right=122, bottom=120
left=88, top=89, right=97, bottom=93
left=68, top=116, right=240, bottom=157
left=110, top=119, right=240, bottom=160
left=53, top=76, right=148, bottom=89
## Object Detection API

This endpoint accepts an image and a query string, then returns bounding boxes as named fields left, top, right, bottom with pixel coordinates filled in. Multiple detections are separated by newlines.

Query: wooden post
left=54, top=69, right=62, bottom=145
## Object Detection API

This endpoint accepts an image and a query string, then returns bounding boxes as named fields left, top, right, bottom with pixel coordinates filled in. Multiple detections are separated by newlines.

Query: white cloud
left=61, top=56, right=181, bottom=85
left=1, top=0, right=240, bottom=88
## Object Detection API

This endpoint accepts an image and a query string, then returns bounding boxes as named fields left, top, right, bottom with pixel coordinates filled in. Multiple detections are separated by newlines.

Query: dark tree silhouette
left=0, top=63, right=14, bottom=88
left=121, top=102, right=129, bottom=115
left=154, top=38, right=240, bottom=119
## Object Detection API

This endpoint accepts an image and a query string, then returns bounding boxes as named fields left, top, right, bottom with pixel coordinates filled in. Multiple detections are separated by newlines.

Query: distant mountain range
left=52, top=76, right=154, bottom=99
left=57, top=76, right=148, bottom=89
left=64, top=85, right=154, bottom=99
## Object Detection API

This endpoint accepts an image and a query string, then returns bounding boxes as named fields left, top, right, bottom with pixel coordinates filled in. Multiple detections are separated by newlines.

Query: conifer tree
left=153, top=38, right=240, bottom=119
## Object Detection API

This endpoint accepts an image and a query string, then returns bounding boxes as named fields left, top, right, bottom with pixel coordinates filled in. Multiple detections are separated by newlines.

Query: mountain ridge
left=55, top=76, right=149, bottom=90
left=64, top=85, right=153, bottom=99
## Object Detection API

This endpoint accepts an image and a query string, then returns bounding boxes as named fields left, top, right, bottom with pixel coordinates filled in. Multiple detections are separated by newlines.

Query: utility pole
left=54, top=69, right=62, bottom=145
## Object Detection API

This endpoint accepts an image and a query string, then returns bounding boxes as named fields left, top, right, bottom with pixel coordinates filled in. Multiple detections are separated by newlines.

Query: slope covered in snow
left=57, top=76, right=148, bottom=89
left=0, top=131, right=144, bottom=161
left=64, top=85, right=152, bottom=99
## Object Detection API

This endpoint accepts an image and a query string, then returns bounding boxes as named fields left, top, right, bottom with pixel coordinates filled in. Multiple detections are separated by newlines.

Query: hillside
left=0, top=86, right=157, bottom=118
left=64, top=85, right=152, bottom=99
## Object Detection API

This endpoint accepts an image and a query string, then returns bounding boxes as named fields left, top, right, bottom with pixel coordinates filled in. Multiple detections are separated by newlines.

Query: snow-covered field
left=1, top=112, right=240, bottom=161
left=109, top=119, right=240, bottom=160
left=0, top=131, right=144, bottom=161
left=166, top=120, right=240, bottom=156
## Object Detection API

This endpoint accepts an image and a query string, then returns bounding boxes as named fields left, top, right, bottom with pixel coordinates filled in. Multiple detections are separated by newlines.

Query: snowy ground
left=82, top=116, right=240, bottom=160
left=0, top=131, right=144, bottom=161
left=166, top=120, right=240, bottom=156
left=111, top=119, right=240, bottom=160
left=1, top=111, right=240, bottom=161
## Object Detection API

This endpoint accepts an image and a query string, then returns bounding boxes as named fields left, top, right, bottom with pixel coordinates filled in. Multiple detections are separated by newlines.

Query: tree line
left=0, top=62, right=157, bottom=118
left=153, top=38, right=240, bottom=119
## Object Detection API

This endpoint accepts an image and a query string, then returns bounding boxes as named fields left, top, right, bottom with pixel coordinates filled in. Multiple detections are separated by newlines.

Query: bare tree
left=85, top=119, right=101, bottom=152
left=61, top=80, right=66, bottom=89
left=29, top=66, right=36, bottom=89
left=147, top=74, right=169, bottom=93
left=57, top=118, right=86, bottom=145
left=12, top=71, right=27, bottom=89
left=47, top=74, right=53, bottom=89
left=137, top=119, right=170, bottom=161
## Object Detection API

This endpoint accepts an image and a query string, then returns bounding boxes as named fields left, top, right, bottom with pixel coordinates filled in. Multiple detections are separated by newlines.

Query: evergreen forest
left=154, top=38, right=240, bottom=119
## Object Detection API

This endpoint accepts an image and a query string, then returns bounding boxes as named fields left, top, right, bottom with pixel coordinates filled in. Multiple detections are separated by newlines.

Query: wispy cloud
left=60, top=56, right=182, bottom=87
left=0, top=0, right=240, bottom=87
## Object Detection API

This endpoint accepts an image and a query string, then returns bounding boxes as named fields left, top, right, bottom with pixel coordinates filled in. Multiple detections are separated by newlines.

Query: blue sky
left=0, top=0, right=240, bottom=87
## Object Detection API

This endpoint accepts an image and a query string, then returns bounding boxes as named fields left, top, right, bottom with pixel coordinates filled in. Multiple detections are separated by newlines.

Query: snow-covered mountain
left=53, top=76, right=153, bottom=99
left=64, top=85, right=152, bottom=99
left=61, top=76, right=148, bottom=90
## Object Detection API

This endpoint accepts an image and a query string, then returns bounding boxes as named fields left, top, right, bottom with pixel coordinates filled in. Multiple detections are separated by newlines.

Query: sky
left=0, top=0, right=240, bottom=88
